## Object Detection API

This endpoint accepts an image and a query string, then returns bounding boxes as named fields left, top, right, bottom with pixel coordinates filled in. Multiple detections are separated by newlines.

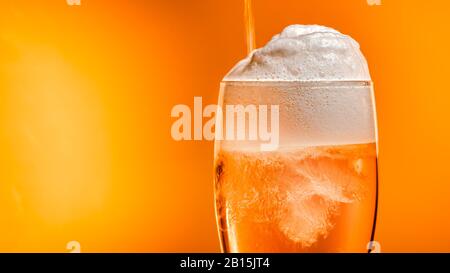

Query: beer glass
left=214, top=80, right=378, bottom=252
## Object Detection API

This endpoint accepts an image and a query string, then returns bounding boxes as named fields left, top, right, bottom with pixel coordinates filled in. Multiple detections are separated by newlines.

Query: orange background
left=0, top=0, right=449, bottom=252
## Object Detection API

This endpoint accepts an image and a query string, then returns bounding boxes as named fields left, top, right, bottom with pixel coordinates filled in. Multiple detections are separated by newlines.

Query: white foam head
left=224, top=24, right=371, bottom=81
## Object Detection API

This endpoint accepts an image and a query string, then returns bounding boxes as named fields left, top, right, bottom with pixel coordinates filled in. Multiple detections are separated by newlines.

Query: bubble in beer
left=215, top=143, right=376, bottom=249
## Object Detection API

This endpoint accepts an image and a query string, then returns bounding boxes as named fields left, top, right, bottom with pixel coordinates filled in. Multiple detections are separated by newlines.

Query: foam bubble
left=224, top=24, right=371, bottom=81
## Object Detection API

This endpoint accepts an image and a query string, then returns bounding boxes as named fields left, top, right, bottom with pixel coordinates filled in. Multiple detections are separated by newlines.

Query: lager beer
left=214, top=25, right=378, bottom=253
